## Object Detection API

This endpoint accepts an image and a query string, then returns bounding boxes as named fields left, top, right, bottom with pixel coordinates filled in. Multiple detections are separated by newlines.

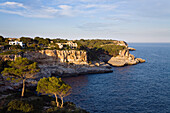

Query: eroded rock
left=108, top=48, right=145, bottom=67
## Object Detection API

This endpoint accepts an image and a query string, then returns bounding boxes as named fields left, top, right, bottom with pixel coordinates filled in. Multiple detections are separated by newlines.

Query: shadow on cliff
left=23, top=50, right=61, bottom=65
left=86, top=47, right=112, bottom=63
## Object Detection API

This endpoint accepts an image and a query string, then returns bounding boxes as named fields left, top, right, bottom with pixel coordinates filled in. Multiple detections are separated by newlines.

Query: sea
left=62, top=43, right=170, bottom=113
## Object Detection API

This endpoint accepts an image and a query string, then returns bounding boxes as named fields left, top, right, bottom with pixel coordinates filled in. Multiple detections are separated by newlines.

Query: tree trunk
left=61, top=97, right=64, bottom=108
left=21, top=79, right=26, bottom=97
left=54, top=93, right=59, bottom=107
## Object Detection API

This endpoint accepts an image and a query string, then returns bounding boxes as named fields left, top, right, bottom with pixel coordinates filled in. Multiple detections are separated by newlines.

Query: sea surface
left=62, top=43, right=170, bottom=113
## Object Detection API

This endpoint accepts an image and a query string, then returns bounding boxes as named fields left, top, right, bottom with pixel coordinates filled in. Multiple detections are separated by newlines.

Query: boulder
left=95, top=63, right=100, bottom=66
left=108, top=57, right=126, bottom=67
left=100, top=63, right=112, bottom=69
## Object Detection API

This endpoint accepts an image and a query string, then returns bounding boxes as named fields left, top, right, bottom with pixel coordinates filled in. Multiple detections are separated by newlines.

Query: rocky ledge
left=108, top=48, right=145, bottom=67
left=36, top=62, right=113, bottom=78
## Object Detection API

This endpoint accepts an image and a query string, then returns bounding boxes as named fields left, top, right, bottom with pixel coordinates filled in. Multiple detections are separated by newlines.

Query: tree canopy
left=0, top=36, right=5, bottom=42
left=20, top=37, right=34, bottom=44
left=2, top=57, right=40, bottom=97
left=37, top=77, right=71, bottom=108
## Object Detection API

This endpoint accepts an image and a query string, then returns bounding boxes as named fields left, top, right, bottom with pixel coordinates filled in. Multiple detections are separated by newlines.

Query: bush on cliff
left=7, top=99, right=34, bottom=112
left=101, top=45, right=125, bottom=56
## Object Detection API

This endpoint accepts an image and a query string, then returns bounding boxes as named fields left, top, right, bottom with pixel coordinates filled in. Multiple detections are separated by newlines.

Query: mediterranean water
left=63, top=43, right=170, bottom=113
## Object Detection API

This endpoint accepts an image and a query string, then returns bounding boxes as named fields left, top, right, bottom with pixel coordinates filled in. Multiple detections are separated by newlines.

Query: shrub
left=7, top=99, right=33, bottom=112
left=10, top=45, right=22, bottom=50
left=0, top=50, right=17, bottom=55
left=46, top=107, right=59, bottom=113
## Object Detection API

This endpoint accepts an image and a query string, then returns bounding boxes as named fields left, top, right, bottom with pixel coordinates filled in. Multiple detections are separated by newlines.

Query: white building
left=56, top=41, right=77, bottom=49
left=9, top=41, right=25, bottom=47
left=67, top=41, right=77, bottom=48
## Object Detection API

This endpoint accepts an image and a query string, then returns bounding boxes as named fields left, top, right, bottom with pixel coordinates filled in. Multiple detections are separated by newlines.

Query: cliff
left=23, top=50, right=112, bottom=78
left=0, top=50, right=112, bottom=78
left=23, top=50, right=88, bottom=65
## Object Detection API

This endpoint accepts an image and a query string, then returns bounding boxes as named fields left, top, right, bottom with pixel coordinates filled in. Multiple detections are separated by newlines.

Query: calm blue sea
left=63, top=43, right=170, bottom=113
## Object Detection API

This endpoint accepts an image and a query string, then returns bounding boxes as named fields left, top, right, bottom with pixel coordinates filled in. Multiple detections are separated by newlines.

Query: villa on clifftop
left=56, top=41, right=77, bottom=49
left=9, top=41, right=25, bottom=47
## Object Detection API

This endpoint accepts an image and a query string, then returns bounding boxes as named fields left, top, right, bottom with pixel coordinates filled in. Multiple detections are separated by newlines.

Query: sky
left=0, top=0, right=170, bottom=43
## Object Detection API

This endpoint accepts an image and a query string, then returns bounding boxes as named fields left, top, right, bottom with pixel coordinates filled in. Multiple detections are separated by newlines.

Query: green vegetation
left=0, top=36, right=5, bottom=42
left=0, top=36, right=9, bottom=46
left=37, top=77, right=72, bottom=108
left=0, top=89, right=88, bottom=113
left=0, top=50, right=18, bottom=55
left=7, top=99, right=33, bottom=112
left=101, top=45, right=125, bottom=56
left=34, top=37, right=50, bottom=47
left=0, top=60, right=10, bottom=73
left=76, top=39, right=117, bottom=48
left=76, top=39, right=125, bottom=56
left=20, top=37, right=34, bottom=44
left=2, top=57, right=40, bottom=97
left=10, top=45, right=22, bottom=50
left=51, top=38, right=68, bottom=43
left=75, top=39, right=126, bottom=61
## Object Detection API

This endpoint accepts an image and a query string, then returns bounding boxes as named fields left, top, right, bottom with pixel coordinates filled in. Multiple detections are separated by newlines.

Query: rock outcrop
left=108, top=48, right=145, bottom=67
left=0, top=54, right=21, bottom=61
left=113, top=40, right=128, bottom=47
left=128, top=47, right=136, bottom=51
left=136, top=58, right=146, bottom=63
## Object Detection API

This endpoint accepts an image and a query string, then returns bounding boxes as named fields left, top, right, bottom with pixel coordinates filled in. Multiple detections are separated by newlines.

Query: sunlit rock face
left=108, top=48, right=145, bottom=67
left=23, top=50, right=88, bottom=65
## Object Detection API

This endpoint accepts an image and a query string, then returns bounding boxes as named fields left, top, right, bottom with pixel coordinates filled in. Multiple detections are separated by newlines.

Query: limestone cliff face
left=23, top=50, right=88, bottom=65
left=56, top=50, right=87, bottom=64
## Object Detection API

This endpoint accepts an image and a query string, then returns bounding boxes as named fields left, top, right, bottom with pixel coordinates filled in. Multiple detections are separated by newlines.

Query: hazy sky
left=0, top=0, right=170, bottom=43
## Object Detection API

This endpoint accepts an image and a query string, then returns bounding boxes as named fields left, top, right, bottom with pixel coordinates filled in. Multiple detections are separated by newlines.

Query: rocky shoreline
left=36, top=62, right=113, bottom=78
left=108, top=48, right=145, bottom=67
left=0, top=63, right=113, bottom=92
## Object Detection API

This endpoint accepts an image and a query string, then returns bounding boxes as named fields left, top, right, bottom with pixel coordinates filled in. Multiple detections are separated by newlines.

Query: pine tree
left=2, top=57, right=40, bottom=97
left=36, top=77, right=71, bottom=108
